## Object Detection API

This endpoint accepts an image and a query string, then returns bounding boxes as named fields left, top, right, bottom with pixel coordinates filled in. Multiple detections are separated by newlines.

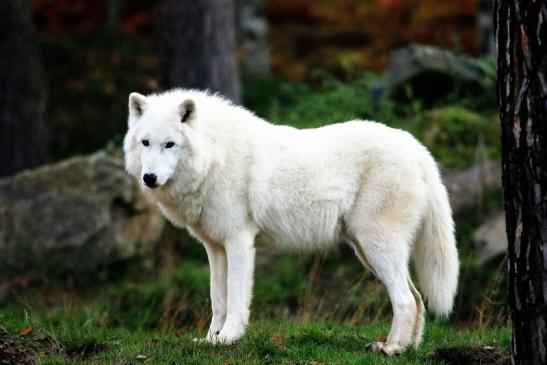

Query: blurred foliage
left=31, top=0, right=155, bottom=36
left=38, top=33, right=158, bottom=159
left=30, top=0, right=495, bottom=164
left=31, top=0, right=479, bottom=80
left=0, top=0, right=506, bottom=337
left=244, top=72, right=382, bottom=128
left=266, top=0, right=479, bottom=79
left=39, top=27, right=499, bottom=168
left=243, top=63, right=499, bottom=169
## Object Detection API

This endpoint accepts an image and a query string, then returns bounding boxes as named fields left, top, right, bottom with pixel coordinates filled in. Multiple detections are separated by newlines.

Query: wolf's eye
left=142, top=140, right=149, bottom=147
left=165, top=142, right=175, bottom=149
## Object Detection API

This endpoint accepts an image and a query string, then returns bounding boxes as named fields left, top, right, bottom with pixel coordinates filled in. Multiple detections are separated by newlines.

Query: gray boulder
left=0, top=152, right=164, bottom=279
left=473, top=211, right=507, bottom=262
left=373, top=44, right=496, bottom=104
left=444, top=160, right=501, bottom=213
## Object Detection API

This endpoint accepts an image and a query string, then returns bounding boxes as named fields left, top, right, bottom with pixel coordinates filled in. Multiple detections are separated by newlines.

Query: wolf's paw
left=366, top=341, right=405, bottom=355
left=192, top=329, right=224, bottom=345
left=367, top=341, right=385, bottom=353
left=214, top=325, right=245, bottom=345
left=206, top=329, right=221, bottom=341
left=193, top=331, right=242, bottom=345
left=214, top=332, right=242, bottom=345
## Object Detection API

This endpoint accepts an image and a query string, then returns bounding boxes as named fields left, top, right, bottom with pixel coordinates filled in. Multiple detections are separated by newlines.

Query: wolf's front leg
left=216, top=231, right=256, bottom=344
left=203, top=242, right=228, bottom=342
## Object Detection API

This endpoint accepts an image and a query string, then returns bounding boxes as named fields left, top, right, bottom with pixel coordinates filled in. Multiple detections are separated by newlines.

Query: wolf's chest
left=153, top=191, right=203, bottom=228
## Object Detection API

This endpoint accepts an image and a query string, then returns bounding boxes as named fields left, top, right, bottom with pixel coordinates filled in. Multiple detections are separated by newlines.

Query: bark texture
left=0, top=0, right=49, bottom=177
left=157, top=0, right=241, bottom=103
left=495, top=1, right=547, bottom=364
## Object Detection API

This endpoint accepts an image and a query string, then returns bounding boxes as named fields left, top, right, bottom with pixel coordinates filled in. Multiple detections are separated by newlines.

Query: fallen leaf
left=19, top=327, right=33, bottom=336
left=272, top=334, right=283, bottom=347
left=375, top=335, right=387, bottom=342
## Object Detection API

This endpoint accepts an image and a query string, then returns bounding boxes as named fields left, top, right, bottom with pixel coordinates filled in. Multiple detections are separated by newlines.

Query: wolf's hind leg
left=349, top=231, right=417, bottom=355
left=407, top=277, right=425, bottom=346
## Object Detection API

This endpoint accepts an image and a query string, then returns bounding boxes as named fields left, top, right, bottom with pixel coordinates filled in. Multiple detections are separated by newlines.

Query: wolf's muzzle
left=143, top=173, right=158, bottom=188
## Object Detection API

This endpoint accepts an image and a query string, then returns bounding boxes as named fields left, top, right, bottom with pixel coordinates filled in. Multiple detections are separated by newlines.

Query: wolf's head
left=123, top=91, right=207, bottom=191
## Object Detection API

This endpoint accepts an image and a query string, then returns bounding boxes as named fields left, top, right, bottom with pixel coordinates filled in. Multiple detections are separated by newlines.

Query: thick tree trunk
left=157, top=0, right=242, bottom=103
left=495, top=1, right=547, bottom=364
left=0, top=0, right=49, bottom=177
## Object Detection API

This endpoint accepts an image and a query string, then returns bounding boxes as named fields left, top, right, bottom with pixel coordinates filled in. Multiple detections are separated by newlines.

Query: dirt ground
left=428, top=346, right=509, bottom=365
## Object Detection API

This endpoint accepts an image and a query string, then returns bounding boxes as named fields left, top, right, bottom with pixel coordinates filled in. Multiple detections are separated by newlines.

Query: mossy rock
left=0, top=152, right=164, bottom=279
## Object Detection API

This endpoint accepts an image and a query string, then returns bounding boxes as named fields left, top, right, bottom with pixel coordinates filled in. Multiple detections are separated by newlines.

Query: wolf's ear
left=129, top=92, right=147, bottom=119
left=179, top=99, right=196, bottom=123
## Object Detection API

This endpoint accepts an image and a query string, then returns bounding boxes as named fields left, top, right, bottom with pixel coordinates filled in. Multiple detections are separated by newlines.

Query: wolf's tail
left=413, top=154, right=459, bottom=317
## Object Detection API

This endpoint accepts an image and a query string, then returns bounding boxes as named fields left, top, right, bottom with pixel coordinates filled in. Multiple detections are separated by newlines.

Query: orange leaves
left=19, top=327, right=33, bottom=336
left=271, top=334, right=283, bottom=347
left=376, top=334, right=388, bottom=342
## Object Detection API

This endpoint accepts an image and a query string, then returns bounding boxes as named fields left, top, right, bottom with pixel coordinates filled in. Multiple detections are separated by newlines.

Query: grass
left=0, top=228, right=509, bottom=364
left=0, top=245, right=509, bottom=364
left=0, top=310, right=509, bottom=365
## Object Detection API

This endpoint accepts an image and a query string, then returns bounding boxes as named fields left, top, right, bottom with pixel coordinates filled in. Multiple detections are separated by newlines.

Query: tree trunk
left=0, top=0, right=49, bottom=177
left=495, top=1, right=547, bottom=364
left=157, top=0, right=242, bottom=103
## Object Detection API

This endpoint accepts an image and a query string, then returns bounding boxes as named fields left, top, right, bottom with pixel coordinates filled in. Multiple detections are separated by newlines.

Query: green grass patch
left=0, top=310, right=508, bottom=365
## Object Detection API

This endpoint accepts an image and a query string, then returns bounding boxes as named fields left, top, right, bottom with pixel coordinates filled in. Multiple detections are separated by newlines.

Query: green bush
left=411, top=106, right=500, bottom=168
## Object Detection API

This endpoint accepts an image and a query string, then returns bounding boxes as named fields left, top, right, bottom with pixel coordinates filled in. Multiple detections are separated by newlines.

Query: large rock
left=373, top=44, right=496, bottom=104
left=473, top=211, right=507, bottom=262
left=444, top=160, right=501, bottom=213
left=0, top=152, right=164, bottom=279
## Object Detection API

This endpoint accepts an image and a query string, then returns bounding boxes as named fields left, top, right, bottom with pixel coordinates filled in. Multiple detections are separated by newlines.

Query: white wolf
left=123, top=89, right=459, bottom=354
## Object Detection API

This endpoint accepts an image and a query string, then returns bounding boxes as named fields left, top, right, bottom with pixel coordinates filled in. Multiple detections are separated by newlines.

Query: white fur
left=123, top=89, right=459, bottom=354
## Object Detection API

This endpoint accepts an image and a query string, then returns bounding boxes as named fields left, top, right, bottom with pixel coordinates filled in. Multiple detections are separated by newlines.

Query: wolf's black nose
left=143, top=173, right=157, bottom=188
